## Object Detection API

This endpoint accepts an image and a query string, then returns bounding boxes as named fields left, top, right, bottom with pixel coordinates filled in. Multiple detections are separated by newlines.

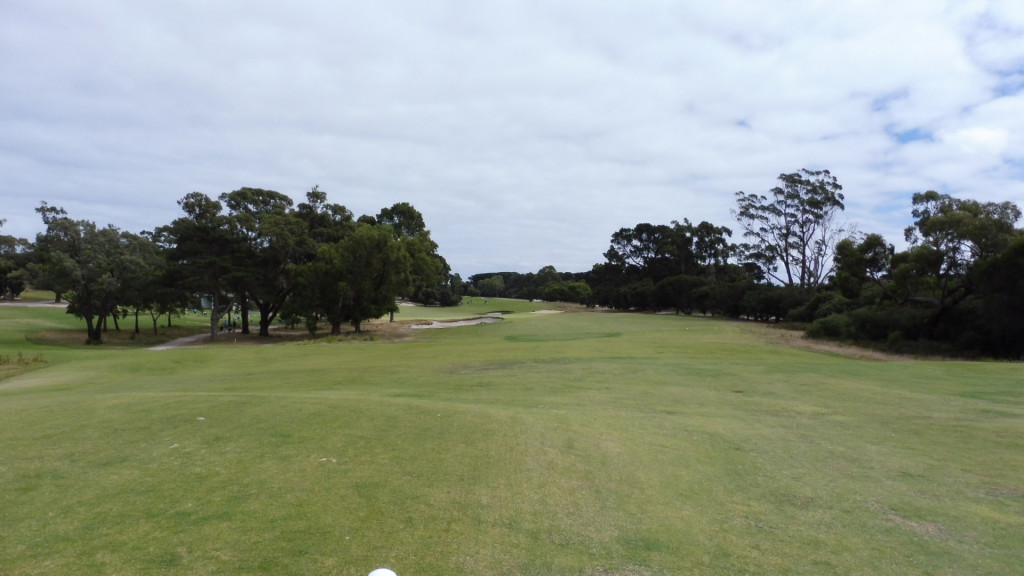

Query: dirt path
left=148, top=332, right=214, bottom=350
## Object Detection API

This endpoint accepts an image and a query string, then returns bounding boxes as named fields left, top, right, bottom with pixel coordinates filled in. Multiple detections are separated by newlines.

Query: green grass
left=1, top=301, right=1022, bottom=575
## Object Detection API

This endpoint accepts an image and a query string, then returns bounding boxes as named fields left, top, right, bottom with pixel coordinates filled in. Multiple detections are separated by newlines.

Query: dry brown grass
left=750, top=323, right=916, bottom=362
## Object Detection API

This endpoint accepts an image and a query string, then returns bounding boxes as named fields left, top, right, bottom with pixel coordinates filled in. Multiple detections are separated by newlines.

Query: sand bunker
left=410, top=317, right=503, bottom=329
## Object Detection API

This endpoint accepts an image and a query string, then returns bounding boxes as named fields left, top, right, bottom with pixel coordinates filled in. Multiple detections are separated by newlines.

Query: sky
left=2, top=0, right=1023, bottom=276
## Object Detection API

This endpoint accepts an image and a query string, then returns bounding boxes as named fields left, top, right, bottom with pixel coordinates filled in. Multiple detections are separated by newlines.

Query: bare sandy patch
left=410, top=317, right=503, bottom=329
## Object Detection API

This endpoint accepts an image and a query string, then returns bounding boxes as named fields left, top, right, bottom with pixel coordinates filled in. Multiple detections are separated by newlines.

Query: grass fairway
left=1, top=302, right=1022, bottom=575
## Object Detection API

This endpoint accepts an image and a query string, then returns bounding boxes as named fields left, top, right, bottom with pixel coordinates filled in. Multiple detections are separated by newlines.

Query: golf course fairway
left=1, top=300, right=1021, bottom=575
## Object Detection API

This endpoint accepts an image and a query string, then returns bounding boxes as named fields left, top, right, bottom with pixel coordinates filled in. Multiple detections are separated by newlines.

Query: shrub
left=807, top=313, right=854, bottom=340
left=788, top=291, right=850, bottom=322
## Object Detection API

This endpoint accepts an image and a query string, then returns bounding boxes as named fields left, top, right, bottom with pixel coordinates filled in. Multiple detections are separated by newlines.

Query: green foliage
left=739, top=284, right=809, bottom=321
left=541, top=280, right=592, bottom=305
left=787, top=290, right=850, bottom=323
left=477, top=274, right=505, bottom=297
left=807, top=191, right=1024, bottom=357
left=32, top=208, right=165, bottom=343
left=653, top=274, right=708, bottom=314
left=805, top=312, right=854, bottom=340
left=612, top=277, right=655, bottom=310
left=592, top=220, right=739, bottom=311
left=291, top=224, right=410, bottom=334
left=376, top=202, right=451, bottom=305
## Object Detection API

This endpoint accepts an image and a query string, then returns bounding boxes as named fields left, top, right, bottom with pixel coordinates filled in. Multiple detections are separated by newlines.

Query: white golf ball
left=369, top=569, right=397, bottom=576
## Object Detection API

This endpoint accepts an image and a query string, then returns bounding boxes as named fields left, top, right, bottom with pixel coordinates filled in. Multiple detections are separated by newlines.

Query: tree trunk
left=85, top=316, right=102, bottom=344
left=257, top=300, right=273, bottom=337
left=240, top=292, right=251, bottom=335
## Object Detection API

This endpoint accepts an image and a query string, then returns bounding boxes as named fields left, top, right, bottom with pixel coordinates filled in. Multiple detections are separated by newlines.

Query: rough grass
left=0, top=301, right=1021, bottom=575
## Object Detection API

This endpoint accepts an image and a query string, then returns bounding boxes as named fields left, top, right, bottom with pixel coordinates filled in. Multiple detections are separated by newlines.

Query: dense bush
left=806, top=313, right=854, bottom=340
left=787, top=291, right=851, bottom=323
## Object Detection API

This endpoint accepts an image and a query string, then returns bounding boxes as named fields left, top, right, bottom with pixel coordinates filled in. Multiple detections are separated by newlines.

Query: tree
left=120, top=232, right=182, bottom=335
left=895, top=191, right=1021, bottom=329
left=603, top=223, right=678, bottom=283
left=733, top=169, right=847, bottom=289
left=0, top=219, right=31, bottom=301
left=27, top=203, right=72, bottom=302
left=220, top=187, right=308, bottom=337
left=333, top=224, right=410, bottom=333
left=478, top=275, right=505, bottom=297
left=593, top=220, right=737, bottom=310
left=288, top=243, right=349, bottom=336
left=542, top=280, right=593, bottom=305
left=295, top=186, right=355, bottom=245
left=809, top=192, right=1024, bottom=357
left=289, top=223, right=410, bottom=334
left=376, top=202, right=447, bottom=305
left=376, top=202, right=426, bottom=238
left=154, top=193, right=242, bottom=341
left=832, top=233, right=894, bottom=300
left=968, top=235, right=1024, bottom=357
left=33, top=208, right=137, bottom=344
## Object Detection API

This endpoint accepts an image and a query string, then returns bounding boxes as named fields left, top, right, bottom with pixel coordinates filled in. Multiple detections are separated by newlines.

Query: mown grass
left=0, top=301, right=1021, bottom=575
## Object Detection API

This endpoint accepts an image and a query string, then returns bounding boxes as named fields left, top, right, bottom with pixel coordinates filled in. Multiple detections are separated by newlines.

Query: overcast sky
left=2, top=1, right=1023, bottom=276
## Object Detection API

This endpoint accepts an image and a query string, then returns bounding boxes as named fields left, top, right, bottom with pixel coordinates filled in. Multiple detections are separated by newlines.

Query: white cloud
left=941, top=126, right=1011, bottom=155
left=1, top=0, right=1023, bottom=274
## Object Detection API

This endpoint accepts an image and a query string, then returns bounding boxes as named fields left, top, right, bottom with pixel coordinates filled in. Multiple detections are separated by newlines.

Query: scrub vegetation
left=1, top=301, right=1021, bottom=576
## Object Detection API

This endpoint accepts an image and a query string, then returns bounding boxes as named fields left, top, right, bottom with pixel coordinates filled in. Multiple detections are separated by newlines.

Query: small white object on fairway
left=369, top=569, right=397, bottom=576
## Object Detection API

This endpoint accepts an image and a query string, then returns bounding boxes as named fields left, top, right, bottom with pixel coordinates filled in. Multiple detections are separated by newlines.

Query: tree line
left=4, top=170, right=1022, bottom=358
left=459, top=169, right=1022, bottom=359
left=559, top=169, right=1022, bottom=359
left=1, top=187, right=460, bottom=343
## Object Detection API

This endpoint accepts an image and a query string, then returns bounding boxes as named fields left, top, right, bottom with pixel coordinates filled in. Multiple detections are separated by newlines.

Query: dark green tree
left=593, top=220, right=738, bottom=311
left=832, top=233, right=894, bottom=300
left=33, top=208, right=139, bottom=343
left=295, top=186, right=356, bottom=245
left=334, top=224, right=411, bottom=333
left=289, top=223, right=411, bottom=334
left=895, top=191, right=1021, bottom=331
left=220, top=187, right=309, bottom=337
left=28, top=203, right=72, bottom=302
left=0, top=219, right=31, bottom=301
left=542, top=280, right=592, bottom=305
left=376, top=202, right=447, bottom=305
left=155, top=193, right=242, bottom=341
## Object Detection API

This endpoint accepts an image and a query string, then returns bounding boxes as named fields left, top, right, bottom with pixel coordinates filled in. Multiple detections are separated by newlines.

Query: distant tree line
left=569, top=169, right=1024, bottom=359
left=466, top=267, right=592, bottom=304
left=1, top=188, right=459, bottom=343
